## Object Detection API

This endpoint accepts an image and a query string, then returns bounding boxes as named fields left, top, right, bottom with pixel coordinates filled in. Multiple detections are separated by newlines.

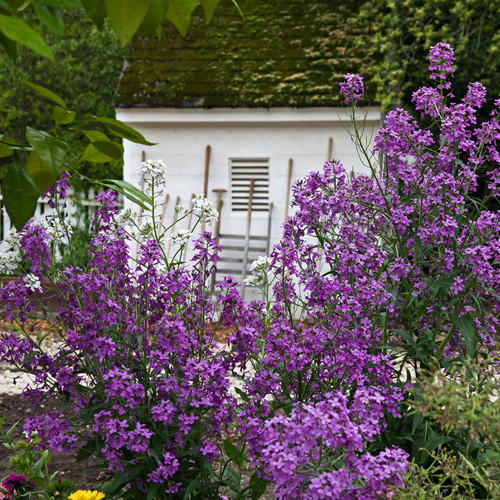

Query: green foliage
left=391, top=359, right=500, bottom=498
left=0, top=418, right=76, bottom=499
left=353, top=0, right=500, bottom=110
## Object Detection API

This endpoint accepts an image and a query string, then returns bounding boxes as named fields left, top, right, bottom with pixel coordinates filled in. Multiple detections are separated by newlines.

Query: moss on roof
left=115, top=0, right=376, bottom=108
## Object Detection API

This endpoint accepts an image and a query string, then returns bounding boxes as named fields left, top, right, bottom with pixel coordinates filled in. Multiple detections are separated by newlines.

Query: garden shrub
left=0, top=43, right=498, bottom=499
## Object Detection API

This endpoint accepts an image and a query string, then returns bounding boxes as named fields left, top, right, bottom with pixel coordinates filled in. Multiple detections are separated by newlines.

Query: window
left=230, top=158, right=270, bottom=212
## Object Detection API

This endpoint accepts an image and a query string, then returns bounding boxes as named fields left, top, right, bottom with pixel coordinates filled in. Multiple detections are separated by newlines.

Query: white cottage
left=115, top=0, right=380, bottom=284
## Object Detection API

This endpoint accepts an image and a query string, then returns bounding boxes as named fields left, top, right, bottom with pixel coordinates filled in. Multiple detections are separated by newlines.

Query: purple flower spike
left=339, top=73, right=364, bottom=105
left=429, top=42, right=455, bottom=89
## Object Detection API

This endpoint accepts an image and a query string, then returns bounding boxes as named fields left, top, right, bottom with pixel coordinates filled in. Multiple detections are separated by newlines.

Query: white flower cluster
left=23, top=273, right=42, bottom=292
left=192, top=194, right=219, bottom=225
left=45, top=215, right=73, bottom=245
left=0, top=228, right=22, bottom=275
left=244, top=255, right=273, bottom=287
left=139, top=159, right=167, bottom=189
left=170, top=229, right=191, bottom=247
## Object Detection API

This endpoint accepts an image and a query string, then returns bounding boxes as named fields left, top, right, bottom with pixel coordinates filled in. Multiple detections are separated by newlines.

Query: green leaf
left=53, top=106, right=75, bottom=126
left=105, top=0, right=151, bottom=46
left=105, top=178, right=152, bottom=206
left=223, top=438, right=244, bottom=468
left=80, top=0, right=106, bottom=28
left=0, top=14, right=55, bottom=62
left=81, top=129, right=110, bottom=142
left=165, top=0, right=198, bottom=37
left=22, top=80, right=67, bottom=109
left=200, top=0, right=219, bottom=23
left=0, top=30, right=17, bottom=60
left=183, top=479, right=201, bottom=500
left=32, top=2, right=64, bottom=38
left=140, top=0, right=169, bottom=37
left=25, top=127, right=67, bottom=172
left=2, top=162, right=40, bottom=230
left=448, top=313, right=478, bottom=357
left=25, top=150, right=59, bottom=195
left=80, top=141, right=123, bottom=163
left=93, top=116, right=156, bottom=145
left=0, top=135, right=16, bottom=158
left=249, top=472, right=268, bottom=499
left=37, top=0, right=80, bottom=6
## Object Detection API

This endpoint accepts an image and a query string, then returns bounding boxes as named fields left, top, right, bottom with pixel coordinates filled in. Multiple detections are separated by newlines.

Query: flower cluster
left=339, top=73, right=364, bottom=105
left=139, top=158, right=167, bottom=189
left=243, top=255, right=272, bottom=287
left=192, top=194, right=219, bottom=225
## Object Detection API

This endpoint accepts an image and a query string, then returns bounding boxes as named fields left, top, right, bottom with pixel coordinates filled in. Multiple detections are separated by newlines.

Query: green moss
left=115, top=0, right=376, bottom=109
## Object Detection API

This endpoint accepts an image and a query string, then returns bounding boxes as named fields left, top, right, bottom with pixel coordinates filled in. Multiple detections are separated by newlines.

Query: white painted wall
left=116, top=107, right=381, bottom=287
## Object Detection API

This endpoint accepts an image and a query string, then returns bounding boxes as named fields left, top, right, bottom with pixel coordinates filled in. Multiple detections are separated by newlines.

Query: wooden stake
left=327, top=137, right=333, bottom=161
left=202, top=145, right=211, bottom=233
left=241, top=179, right=255, bottom=293
left=165, top=195, right=181, bottom=259
left=158, top=193, right=170, bottom=230
left=212, top=188, right=227, bottom=238
left=181, top=194, right=196, bottom=262
left=285, top=158, right=293, bottom=219
left=266, top=202, right=274, bottom=256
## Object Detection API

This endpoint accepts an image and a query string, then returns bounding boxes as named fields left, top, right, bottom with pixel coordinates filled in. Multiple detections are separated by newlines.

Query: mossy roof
left=115, top=0, right=376, bottom=109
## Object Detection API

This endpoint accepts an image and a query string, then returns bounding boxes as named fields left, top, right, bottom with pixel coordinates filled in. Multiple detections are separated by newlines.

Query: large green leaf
left=0, top=135, right=16, bottom=158
left=36, top=0, right=80, bottom=6
left=104, top=178, right=152, bottom=208
left=165, top=0, right=198, bottom=37
left=0, top=30, right=17, bottom=60
left=448, top=313, right=478, bottom=357
left=22, top=80, right=67, bottom=109
left=105, top=0, right=151, bottom=46
left=32, top=2, right=64, bottom=38
left=25, top=150, right=59, bottom=195
left=52, top=106, right=75, bottom=126
left=2, top=162, right=40, bottom=231
left=200, top=0, right=219, bottom=23
left=0, top=14, right=55, bottom=62
left=80, top=0, right=106, bottom=28
left=140, top=0, right=169, bottom=37
left=80, top=141, right=123, bottom=163
left=93, top=117, right=156, bottom=145
left=25, top=127, right=67, bottom=172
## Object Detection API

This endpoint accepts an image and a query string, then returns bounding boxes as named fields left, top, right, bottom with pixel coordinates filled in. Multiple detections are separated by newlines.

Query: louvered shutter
left=230, top=159, right=270, bottom=212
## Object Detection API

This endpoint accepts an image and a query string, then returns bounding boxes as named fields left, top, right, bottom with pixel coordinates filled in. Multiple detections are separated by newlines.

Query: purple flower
left=429, top=42, right=455, bottom=89
left=339, top=73, right=364, bottom=105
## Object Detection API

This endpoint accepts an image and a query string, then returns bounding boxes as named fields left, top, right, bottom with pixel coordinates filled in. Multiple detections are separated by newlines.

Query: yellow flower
left=68, top=490, right=105, bottom=500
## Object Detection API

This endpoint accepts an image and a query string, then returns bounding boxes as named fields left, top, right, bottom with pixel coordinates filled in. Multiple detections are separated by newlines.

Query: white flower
left=45, top=215, right=73, bottom=245
left=23, top=273, right=42, bottom=292
left=170, top=229, right=191, bottom=247
left=0, top=250, right=22, bottom=275
left=400, top=154, right=417, bottom=166
left=192, top=194, right=219, bottom=225
left=244, top=255, right=273, bottom=286
left=139, top=159, right=167, bottom=188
